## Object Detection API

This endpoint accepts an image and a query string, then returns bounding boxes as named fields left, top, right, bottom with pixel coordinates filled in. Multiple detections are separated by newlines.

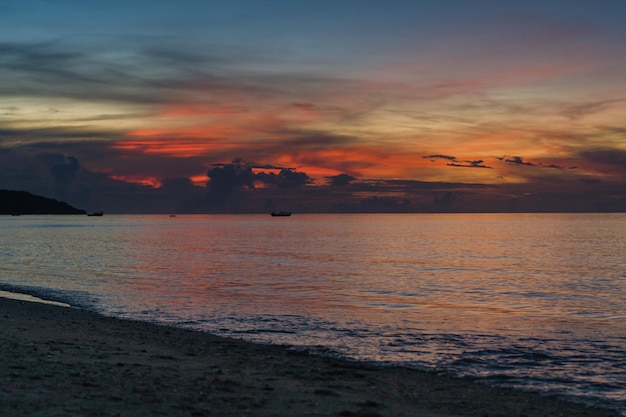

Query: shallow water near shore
left=1, top=213, right=625, bottom=414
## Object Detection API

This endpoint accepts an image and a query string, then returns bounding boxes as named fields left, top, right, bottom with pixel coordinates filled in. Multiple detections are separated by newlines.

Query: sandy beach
left=0, top=297, right=617, bottom=417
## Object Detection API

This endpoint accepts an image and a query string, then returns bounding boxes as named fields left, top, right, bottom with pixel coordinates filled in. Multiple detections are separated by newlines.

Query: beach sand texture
left=0, top=297, right=617, bottom=417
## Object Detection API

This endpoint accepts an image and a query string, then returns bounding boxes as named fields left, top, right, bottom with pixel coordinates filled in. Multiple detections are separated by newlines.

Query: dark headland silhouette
left=0, top=190, right=86, bottom=215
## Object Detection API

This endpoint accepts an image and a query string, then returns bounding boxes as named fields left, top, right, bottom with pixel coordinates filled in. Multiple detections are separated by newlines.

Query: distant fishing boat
left=270, top=211, right=292, bottom=217
left=87, top=211, right=103, bottom=217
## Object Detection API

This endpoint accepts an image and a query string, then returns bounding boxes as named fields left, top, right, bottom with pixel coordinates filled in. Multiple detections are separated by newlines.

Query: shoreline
left=0, top=296, right=619, bottom=417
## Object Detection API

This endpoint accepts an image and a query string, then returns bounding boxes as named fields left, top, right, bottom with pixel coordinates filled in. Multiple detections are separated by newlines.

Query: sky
left=1, top=0, right=625, bottom=213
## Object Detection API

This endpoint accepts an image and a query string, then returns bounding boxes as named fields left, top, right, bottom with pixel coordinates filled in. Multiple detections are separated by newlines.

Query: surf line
left=0, top=290, right=70, bottom=307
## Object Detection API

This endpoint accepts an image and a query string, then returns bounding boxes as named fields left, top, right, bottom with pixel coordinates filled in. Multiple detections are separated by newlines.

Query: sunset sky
left=1, top=0, right=625, bottom=213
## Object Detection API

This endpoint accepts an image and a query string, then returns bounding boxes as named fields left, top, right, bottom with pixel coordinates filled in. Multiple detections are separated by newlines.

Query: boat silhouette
left=270, top=211, right=292, bottom=217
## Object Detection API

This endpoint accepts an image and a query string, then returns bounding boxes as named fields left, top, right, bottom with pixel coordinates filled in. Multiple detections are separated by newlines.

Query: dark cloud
left=250, top=163, right=287, bottom=170
left=276, top=130, right=358, bottom=149
left=257, top=168, right=312, bottom=189
left=328, top=173, right=355, bottom=186
left=447, top=159, right=492, bottom=169
left=544, top=164, right=564, bottom=170
left=502, top=156, right=537, bottom=166
left=206, top=158, right=255, bottom=205
left=424, top=154, right=492, bottom=169
left=423, top=154, right=457, bottom=161
left=206, top=158, right=312, bottom=207
left=497, top=155, right=569, bottom=170
left=578, top=148, right=626, bottom=175
left=579, top=178, right=601, bottom=184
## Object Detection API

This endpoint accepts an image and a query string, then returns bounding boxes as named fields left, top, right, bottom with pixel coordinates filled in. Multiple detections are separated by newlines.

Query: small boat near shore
left=270, top=211, right=292, bottom=217
left=87, top=211, right=104, bottom=217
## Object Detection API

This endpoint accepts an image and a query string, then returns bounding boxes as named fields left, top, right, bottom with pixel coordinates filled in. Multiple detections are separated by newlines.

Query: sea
left=1, top=213, right=624, bottom=414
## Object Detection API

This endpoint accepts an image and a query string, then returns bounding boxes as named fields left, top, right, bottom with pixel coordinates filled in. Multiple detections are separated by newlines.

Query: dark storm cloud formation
left=423, top=154, right=492, bottom=169
left=206, top=159, right=312, bottom=207
left=206, top=159, right=255, bottom=205
left=257, top=169, right=311, bottom=189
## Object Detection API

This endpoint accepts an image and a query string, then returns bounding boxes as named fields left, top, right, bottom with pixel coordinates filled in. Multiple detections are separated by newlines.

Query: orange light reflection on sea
left=107, top=214, right=624, bottom=341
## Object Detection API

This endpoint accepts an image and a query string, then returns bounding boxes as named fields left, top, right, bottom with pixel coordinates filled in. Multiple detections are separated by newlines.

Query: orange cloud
left=113, top=138, right=244, bottom=158
left=109, top=174, right=162, bottom=188
left=126, top=124, right=248, bottom=140
left=190, top=174, right=208, bottom=187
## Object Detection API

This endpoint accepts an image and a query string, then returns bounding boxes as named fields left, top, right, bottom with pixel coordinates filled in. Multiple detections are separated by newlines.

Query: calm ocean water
left=1, top=213, right=625, bottom=413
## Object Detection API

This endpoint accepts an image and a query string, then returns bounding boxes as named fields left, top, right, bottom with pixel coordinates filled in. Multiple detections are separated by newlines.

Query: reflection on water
left=1, top=213, right=625, bottom=413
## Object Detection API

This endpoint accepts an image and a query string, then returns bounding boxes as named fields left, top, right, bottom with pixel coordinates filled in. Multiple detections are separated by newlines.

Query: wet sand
left=0, top=296, right=617, bottom=417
